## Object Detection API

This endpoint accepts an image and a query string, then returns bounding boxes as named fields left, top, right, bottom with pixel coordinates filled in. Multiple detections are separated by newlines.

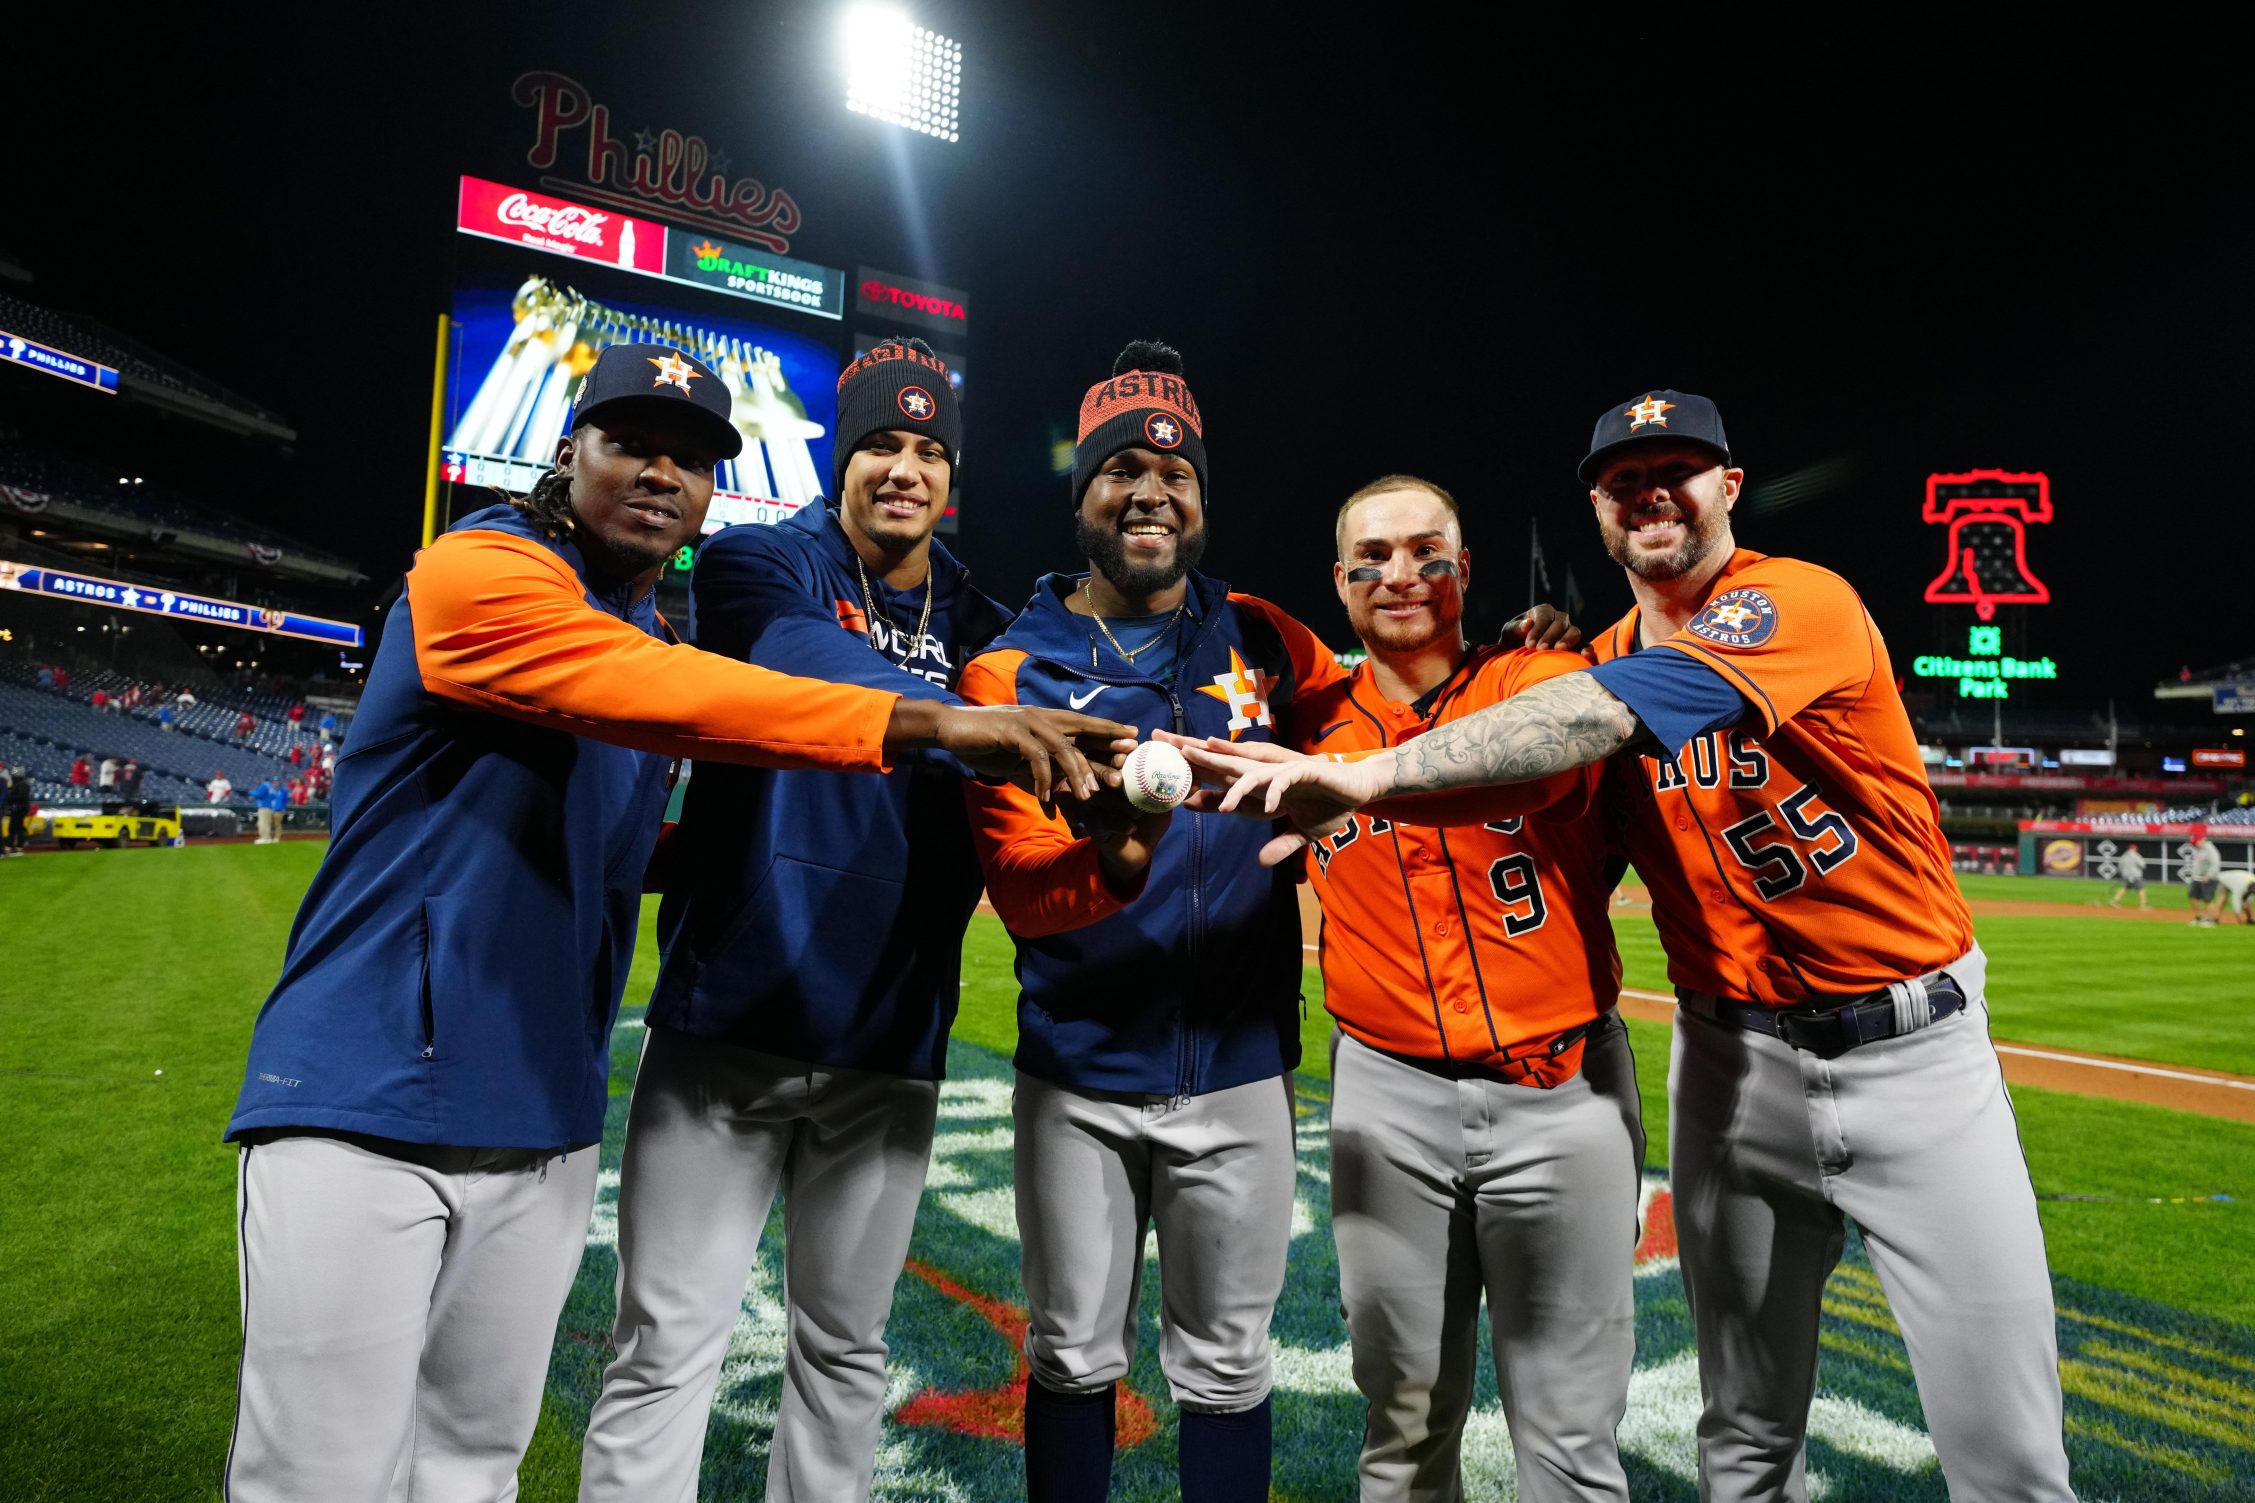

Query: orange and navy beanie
left=1072, top=339, right=1207, bottom=506
left=832, top=337, right=962, bottom=496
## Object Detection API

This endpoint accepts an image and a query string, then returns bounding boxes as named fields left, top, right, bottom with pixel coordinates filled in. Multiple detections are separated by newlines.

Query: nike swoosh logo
left=1067, top=686, right=1109, bottom=710
left=1312, top=721, right=1350, bottom=743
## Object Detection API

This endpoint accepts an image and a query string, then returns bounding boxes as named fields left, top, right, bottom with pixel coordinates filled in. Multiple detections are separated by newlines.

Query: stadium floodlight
left=843, top=6, right=962, bottom=143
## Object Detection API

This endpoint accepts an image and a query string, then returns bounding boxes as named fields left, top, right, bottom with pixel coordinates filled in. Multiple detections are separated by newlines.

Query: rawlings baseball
left=1123, top=741, right=1193, bottom=814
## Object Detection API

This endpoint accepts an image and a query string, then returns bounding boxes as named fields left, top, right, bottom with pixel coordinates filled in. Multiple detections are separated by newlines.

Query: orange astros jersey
left=1293, top=647, right=1621, bottom=1087
left=1589, top=548, right=1972, bottom=1006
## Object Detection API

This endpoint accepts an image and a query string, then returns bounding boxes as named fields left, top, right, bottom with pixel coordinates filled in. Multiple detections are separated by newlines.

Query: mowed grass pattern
left=1605, top=874, right=2255, bottom=1075
left=1, top=846, right=2251, bottom=1498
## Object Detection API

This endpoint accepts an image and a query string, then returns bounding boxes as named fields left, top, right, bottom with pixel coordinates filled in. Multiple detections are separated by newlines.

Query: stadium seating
left=0, top=290, right=287, bottom=426
left=0, top=450, right=358, bottom=570
left=0, top=677, right=313, bottom=806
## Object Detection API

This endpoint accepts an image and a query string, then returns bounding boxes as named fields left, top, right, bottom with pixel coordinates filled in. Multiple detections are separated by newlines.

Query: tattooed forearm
left=1381, top=672, right=1639, bottom=796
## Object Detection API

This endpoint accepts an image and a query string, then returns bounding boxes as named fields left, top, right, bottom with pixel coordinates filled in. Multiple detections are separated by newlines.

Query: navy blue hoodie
left=958, top=571, right=1344, bottom=1097
left=646, top=503, right=1011, bottom=1078
left=225, top=505, right=896, bottom=1150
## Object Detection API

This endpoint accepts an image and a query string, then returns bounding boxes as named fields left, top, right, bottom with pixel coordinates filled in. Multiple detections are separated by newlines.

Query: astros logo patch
left=1196, top=647, right=1277, bottom=737
left=1689, top=588, right=1778, bottom=649
left=648, top=351, right=699, bottom=393
left=1145, top=412, right=1183, bottom=450
left=1625, top=394, right=1674, bottom=430
left=898, top=385, right=936, bottom=421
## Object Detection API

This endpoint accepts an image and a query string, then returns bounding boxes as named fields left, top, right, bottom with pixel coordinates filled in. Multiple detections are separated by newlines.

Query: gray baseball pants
left=1670, top=943, right=2074, bottom=1502
left=1013, top=1070, right=1296, bottom=1410
left=579, top=1027, right=940, bottom=1503
left=226, top=1130, right=599, bottom=1503
left=1331, top=1016, right=1645, bottom=1503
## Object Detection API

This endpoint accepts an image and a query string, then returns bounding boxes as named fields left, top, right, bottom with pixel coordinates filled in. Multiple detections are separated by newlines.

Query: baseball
left=1123, top=741, right=1193, bottom=814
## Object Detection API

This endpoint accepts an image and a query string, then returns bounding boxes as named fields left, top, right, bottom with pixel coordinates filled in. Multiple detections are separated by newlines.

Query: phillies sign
left=456, top=176, right=666, bottom=273
left=513, top=71, right=802, bottom=254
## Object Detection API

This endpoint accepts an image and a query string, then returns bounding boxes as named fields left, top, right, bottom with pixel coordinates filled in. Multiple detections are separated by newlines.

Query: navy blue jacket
left=959, top=572, right=1343, bottom=1097
left=226, top=505, right=895, bottom=1150
left=647, top=503, right=1011, bottom=1078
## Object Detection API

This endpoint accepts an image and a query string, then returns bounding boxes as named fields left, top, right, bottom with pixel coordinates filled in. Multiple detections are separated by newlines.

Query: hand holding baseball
left=1122, top=741, right=1193, bottom=814
left=1155, top=732, right=1381, bottom=866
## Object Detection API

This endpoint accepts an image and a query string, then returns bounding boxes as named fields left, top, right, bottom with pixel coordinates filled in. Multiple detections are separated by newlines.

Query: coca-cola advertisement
left=456, top=175, right=667, bottom=276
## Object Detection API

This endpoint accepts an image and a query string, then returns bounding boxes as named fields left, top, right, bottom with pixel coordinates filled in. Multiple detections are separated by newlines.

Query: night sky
left=12, top=7, right=2243, bottom=735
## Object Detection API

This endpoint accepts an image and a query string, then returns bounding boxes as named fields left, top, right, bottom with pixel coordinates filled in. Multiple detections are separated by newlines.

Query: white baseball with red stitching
left=1123, top=741, right=1192, bottom=814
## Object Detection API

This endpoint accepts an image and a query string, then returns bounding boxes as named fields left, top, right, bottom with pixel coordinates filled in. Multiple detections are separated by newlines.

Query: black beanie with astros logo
left=831, top=337, right=963, bottom=496
left=1072, top=340, right=1208, bottom=507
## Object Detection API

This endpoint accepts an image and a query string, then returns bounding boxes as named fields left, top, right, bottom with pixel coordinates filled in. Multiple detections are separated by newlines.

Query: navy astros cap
left=571, top=343, right=744, bottom=460
left=1578, top=389, right=1729, bottom=484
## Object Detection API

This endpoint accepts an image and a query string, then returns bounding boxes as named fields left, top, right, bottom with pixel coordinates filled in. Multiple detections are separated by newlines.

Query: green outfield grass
left=1607, top=872, right=2255, bottom=1076
left=2, top=845, right=2251, bottom=1499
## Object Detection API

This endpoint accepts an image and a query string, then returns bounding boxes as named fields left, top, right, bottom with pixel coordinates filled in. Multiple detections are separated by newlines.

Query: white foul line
left=1303, top=960, right=2255, bottom=1095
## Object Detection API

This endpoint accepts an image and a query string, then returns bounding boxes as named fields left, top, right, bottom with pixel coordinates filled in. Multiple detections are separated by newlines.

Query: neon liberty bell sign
left=1922, top=469, right=2051, bottom=621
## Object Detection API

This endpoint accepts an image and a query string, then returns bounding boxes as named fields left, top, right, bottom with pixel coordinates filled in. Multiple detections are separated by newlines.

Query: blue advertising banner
left=0, top=560, right=363, bottom=647
left=0, top=328, right=120, bottom=394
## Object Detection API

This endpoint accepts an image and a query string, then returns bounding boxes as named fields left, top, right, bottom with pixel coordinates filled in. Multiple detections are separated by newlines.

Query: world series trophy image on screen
left=444, top=274, right=828, bottom=507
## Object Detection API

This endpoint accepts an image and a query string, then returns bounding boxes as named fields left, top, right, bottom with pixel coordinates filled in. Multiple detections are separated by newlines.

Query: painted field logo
left=548, top=1018, right=2255, bottom=1502
left=1690, top=588, right=1778, bottom=650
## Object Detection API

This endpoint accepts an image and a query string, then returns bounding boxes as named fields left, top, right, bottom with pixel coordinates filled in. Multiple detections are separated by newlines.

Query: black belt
left=1689, top=975, right=1965, bottom=1060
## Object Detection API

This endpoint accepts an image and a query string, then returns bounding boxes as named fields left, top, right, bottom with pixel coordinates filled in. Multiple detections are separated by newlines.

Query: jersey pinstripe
left=1590, top=548, right=1973, bottom=1005
left=1292, top=648, right=1620, bottom=1087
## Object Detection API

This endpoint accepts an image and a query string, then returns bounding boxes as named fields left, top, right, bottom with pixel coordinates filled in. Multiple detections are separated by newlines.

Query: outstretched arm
left=1169, top=669, right=1639, bottom=866
left=1388, top=670, right=1638, bottom=795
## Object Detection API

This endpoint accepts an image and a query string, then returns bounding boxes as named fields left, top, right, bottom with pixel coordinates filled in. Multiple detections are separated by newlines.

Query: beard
left=1599, top=507, right=1727, bottom=581
left=1077, top=515, right=1209, bottom=599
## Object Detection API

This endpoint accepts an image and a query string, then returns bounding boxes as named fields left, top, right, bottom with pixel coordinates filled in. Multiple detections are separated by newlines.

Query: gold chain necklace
left=1083, top=579, right=1183, bottom=665
left=855, top=550, right=934, bottom=671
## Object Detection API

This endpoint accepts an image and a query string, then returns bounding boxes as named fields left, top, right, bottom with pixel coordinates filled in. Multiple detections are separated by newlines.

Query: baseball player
left=2184, top=828, right=2224, bottom=926
left=956, top=340, right=1346, bottom=1503
left=1295, top=474, right=1644, bottom=1501
left=580, top=340, right=1027, bottom=1502
left=2107, top=843, right=2148, bottom=908
left=1175, top=390, right=2075, bottom=1502
left=222, top=343, right=1127, bottom=1503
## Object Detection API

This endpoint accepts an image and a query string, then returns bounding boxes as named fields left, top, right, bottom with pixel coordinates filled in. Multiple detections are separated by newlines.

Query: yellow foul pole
left=421, top=313, right=451, bottom=548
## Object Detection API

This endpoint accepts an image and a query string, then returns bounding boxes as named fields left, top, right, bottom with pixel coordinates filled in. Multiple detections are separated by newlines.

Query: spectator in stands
left=288, top=776, right=310, bottom=808
left=288, top=702, right=307, bottom=729
left=90, top=688, right=110, bottom=712
left=288, top=743, right=305, bottom=768
left=2185, top=829, right=2224, bottom=927
left=123, top=684, right=144, bottom=712
left=52, top=666, right=67, bottom=693
left=208, top=769, right=233, bottom=805
left=36, top=665, right=54, bottom=691
left=319, top=711, right=338, bottom=743
left=2108, top=846, right=2148, bottom=910
left=98, top=755, right=120, bottom=791
left=252, top=778, right=283, bottom=844
left=237, top=710, right=257, bottom=742
left=158, top=703, right=177, bottom=732
left=321, top=744, right=336, bottom=773
left=120, top=759, right=144, bottom=807
left=2, top=764, right=30, bottom=855
left=69, top=755, right=90, bottom=788
left=176, top=686, right=196, bottom=710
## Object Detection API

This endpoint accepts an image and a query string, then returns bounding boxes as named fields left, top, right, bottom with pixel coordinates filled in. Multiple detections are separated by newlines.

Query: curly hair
left=508, top=464, right=577, bottom=541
